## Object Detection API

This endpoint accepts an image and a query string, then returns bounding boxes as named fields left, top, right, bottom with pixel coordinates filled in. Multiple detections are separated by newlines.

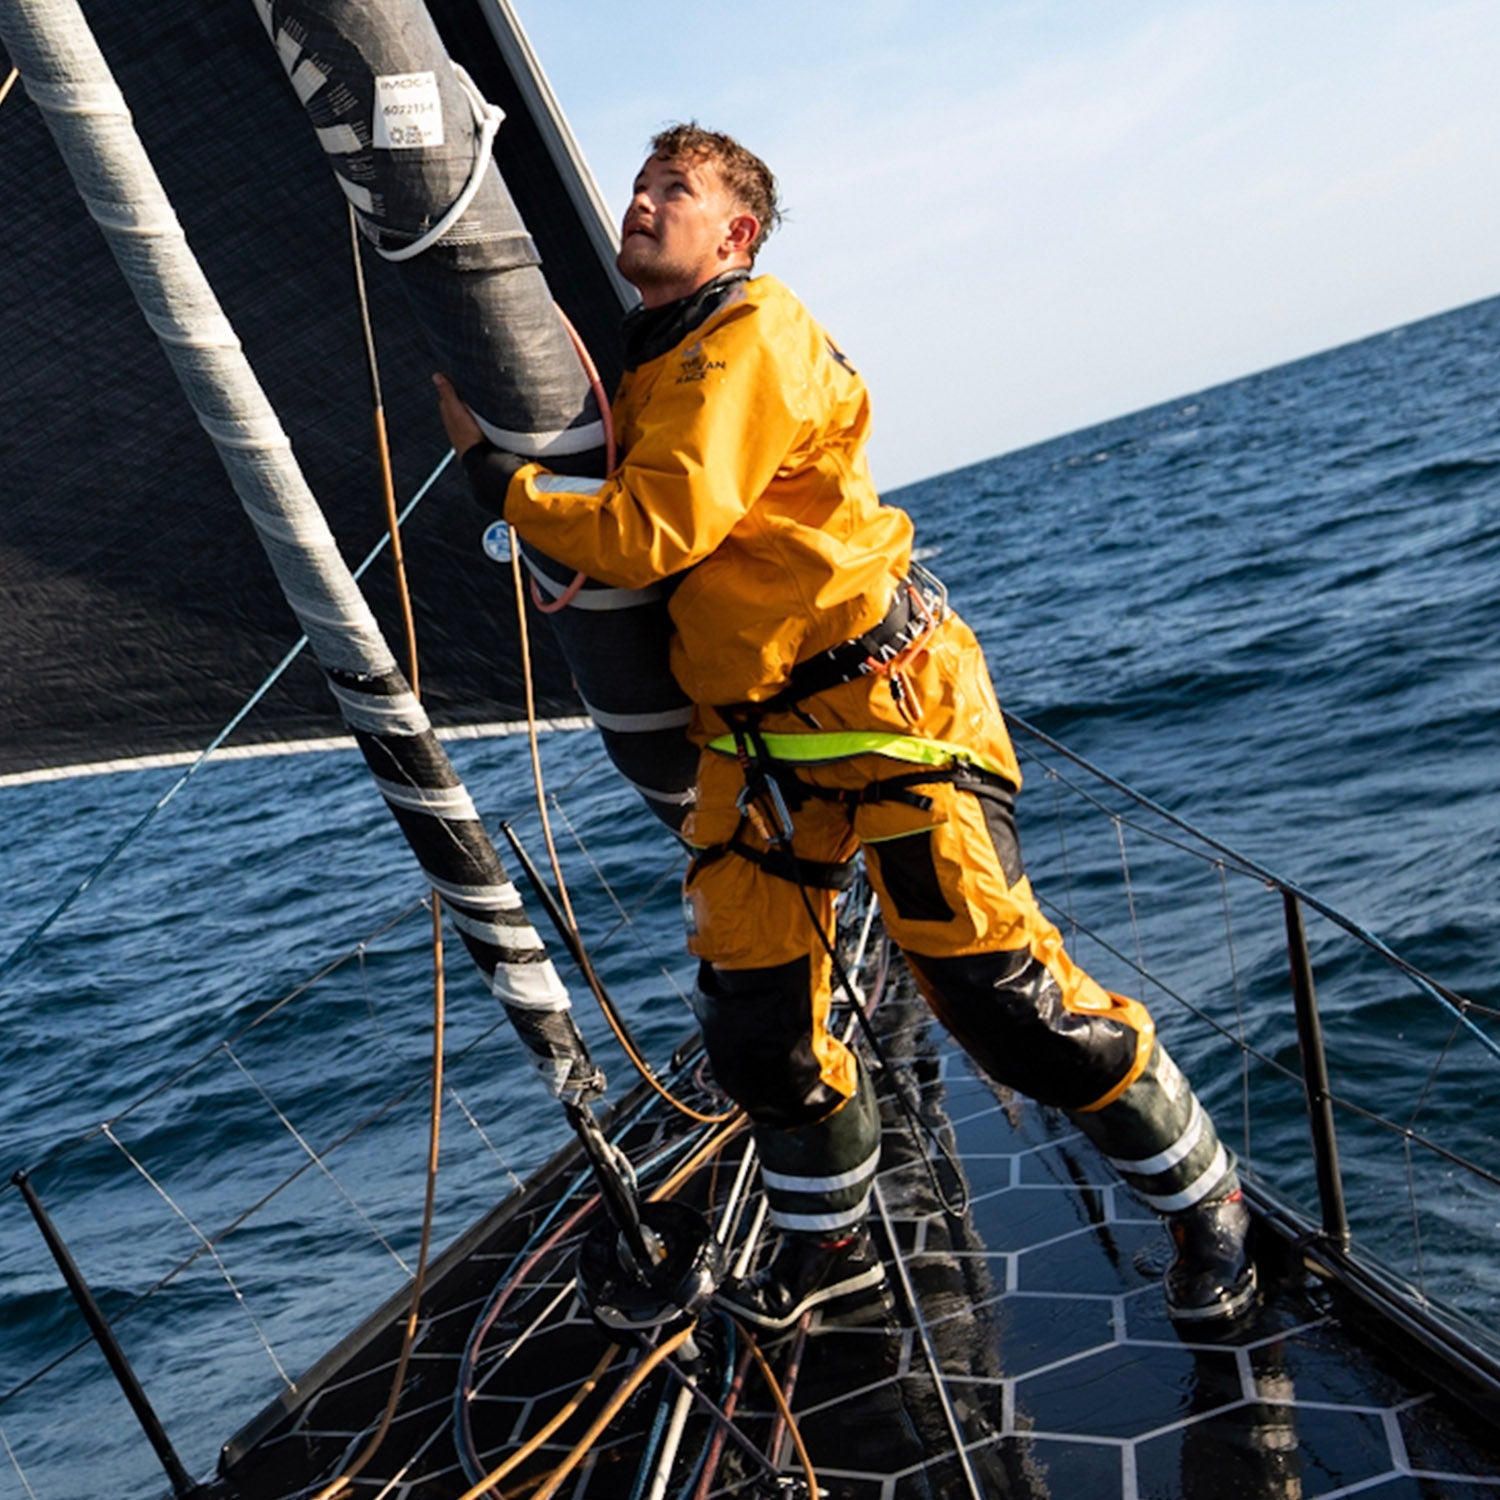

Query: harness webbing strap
left=688, top=832, right=856, bottom=892
left=728, top=837, right=857, bottom=891
left=693, top=731, right=1017, bottom=891
left=707, top=727, right=1016, bottom=787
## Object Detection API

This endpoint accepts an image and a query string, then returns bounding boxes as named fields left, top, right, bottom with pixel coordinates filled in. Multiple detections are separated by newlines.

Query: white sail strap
left=378, top=63, right=503, bottom=264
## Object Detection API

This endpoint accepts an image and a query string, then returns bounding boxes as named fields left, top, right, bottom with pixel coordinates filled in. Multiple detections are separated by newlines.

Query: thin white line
left=101, top=1124, right=294, bottom=1390
left=0, top=717, right=596, bottom=787
left=0, top=1427, right=40, bottom=1500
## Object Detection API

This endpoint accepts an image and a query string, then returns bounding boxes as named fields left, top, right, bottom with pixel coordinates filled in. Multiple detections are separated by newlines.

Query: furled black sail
left=257, top=0, right=699, bottom=829
left=0, top=0, right=625, bottom=779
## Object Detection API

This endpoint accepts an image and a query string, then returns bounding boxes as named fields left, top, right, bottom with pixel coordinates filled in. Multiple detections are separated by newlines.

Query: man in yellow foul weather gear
left=436, top=124, right=1256, bottom=1329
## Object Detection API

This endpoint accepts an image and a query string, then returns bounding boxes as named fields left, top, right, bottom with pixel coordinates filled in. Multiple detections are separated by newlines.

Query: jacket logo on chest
left=676, top=340, right=727, bottom=384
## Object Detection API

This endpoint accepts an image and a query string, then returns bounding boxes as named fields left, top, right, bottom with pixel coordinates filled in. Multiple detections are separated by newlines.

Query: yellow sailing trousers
left=682, top=612, right=1156, bottom=1124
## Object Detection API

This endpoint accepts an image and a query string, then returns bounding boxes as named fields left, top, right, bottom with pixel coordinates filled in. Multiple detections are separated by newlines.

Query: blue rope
left=626, top=1386, right=674, bottom=1500
left=0, top=453, right=453, bottom=985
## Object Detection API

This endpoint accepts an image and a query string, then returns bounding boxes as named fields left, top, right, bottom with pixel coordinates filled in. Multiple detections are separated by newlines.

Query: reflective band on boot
left=755, top=1062, right=881, bottom=1235
left=1068, top=1042, right=1237, bottom=1212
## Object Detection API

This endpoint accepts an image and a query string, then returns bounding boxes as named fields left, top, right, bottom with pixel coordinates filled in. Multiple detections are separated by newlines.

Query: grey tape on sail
left=4, top=0, right=601, bottom=1103
left=260, top=0, right=601, bottom=461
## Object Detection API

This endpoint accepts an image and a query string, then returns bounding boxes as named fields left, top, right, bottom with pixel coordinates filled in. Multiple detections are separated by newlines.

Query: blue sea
left=3, top=294, right=1499, bottom=1498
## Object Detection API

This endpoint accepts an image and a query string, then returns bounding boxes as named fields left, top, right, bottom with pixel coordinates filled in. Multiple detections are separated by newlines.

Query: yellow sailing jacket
left=504, top=276, right=913, bottom=706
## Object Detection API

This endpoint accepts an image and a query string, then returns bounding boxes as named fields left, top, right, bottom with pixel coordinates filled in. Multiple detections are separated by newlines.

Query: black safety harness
left=693, top=568, right=1018, bottom=891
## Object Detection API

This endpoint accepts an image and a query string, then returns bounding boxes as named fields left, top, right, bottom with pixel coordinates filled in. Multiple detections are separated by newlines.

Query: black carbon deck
left=210, top=992, right=1500, bottom=1500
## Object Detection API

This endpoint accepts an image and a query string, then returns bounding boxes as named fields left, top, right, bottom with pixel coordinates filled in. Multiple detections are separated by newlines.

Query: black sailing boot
left=717, top=1225, right=887, bottom=1331
left=1067, top=1041, right=1260, bottom=1325
left=1164, top=1185, right=1257, bottom=1324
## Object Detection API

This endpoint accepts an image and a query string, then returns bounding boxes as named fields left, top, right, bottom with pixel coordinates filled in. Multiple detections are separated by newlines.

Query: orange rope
left=739, top=1321, right=820, bottom=1497
left=455, top=1343, right=619, bottom=1500
left=529, top=1328, right=695, bottom=1500
left=308, top=212, right=447, bottom=1500
left=506, top=535, right=736, bottom=1126
left=0, top=67, right=19, bottom=108
left=648, top=1116, right=749, bottom=1202
left=553, top=301, right=616, bottom=470
left=349, top=207, right=422, bottom=692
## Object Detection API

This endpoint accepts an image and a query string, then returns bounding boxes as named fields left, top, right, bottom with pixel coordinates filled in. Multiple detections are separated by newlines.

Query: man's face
left=617, top=153, right=753, bottom=307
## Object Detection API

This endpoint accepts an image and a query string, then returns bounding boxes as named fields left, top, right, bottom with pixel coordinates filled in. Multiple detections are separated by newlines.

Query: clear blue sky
left=516, top=0, right=1499, bottom=489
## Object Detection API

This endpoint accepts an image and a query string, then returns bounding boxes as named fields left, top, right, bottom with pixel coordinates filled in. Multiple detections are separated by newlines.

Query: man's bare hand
left=432, top=373, right=485, bottom=458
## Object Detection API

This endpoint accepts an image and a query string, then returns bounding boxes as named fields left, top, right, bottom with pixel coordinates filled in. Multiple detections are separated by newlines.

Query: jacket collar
left=621, top=269, right=751, bottom=371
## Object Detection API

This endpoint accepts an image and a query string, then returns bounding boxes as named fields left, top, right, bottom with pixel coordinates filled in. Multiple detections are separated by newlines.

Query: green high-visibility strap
left=707, top=727, right=1011, bottom=781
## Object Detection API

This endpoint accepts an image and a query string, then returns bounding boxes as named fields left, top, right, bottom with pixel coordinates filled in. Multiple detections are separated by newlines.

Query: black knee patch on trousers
left=692, top=958, right=847, bottom=1129
left=907, top=948, right=1139, bottom=1111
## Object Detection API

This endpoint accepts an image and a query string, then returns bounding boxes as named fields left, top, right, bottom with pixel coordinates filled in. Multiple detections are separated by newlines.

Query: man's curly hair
left=649, top=122, right=783, bottom=260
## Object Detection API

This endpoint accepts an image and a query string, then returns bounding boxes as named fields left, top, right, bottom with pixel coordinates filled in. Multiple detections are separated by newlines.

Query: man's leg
left=859, top=774, right=1256, bottom=1322
left=683, top=760, right=889, bottom=1328
left=692, top=957, right=886, bottom=1328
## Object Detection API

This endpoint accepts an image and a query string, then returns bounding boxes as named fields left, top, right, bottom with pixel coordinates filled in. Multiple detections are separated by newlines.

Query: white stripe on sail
left=581, top=700, right=694, bottom=734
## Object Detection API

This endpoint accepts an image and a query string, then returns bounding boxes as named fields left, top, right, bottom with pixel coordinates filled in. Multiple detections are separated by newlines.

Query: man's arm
left=432, top=373, right=533, bottom=518
left=443, top=299, right=808, bottom=589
